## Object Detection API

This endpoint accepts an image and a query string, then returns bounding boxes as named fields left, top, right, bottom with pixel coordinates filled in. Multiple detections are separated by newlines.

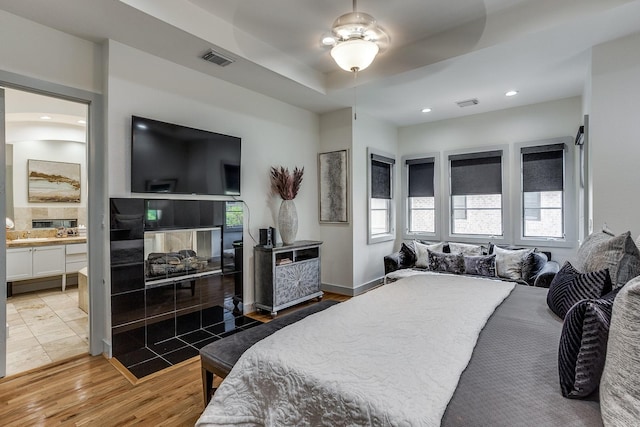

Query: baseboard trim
left=321, top=277, right=384, bottom=297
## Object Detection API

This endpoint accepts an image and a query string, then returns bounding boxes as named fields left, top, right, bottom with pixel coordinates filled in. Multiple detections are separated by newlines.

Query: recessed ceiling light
left=421, top=108, right=432, bottom=113
left=40, top=115, right=52, bottom=120
left=505, top=90, right=518, bottom=97
left=77, top=120, right=87, bottom=125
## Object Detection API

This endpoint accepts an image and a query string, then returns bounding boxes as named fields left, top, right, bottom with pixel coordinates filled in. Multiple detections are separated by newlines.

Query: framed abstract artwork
left=318, top=149, right=348, bottom=223
left=28, top=159, right=81, bottom=203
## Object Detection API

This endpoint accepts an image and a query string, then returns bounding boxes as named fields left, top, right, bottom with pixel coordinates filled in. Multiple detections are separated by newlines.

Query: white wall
left=106, top=41, right=321, bottom=307
left=0, top=10, right=102, bottom=93
left=590, top=31, right=640, bottom=240
left=398, top=97, right=583, bottom=264
left=319, top=108, right=354, bottom=291
left=353, top=112, right=398, bottom=290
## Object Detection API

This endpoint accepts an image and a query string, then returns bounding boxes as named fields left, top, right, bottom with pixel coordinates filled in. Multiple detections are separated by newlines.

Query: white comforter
left=197, top=273, right=515, bottom=426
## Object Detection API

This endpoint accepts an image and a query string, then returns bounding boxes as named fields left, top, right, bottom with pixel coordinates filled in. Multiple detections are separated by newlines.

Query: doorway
left=4, top=87, right=89, bottom=376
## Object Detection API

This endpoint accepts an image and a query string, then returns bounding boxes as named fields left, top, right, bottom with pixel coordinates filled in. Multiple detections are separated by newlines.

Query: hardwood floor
left=0, top=292, right=350, bottom=426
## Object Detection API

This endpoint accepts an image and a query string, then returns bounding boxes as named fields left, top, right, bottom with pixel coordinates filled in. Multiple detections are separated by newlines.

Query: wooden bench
left=200, top=300, right=339, bottom=405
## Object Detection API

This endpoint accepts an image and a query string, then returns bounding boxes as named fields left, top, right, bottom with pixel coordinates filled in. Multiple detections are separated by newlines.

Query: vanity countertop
left=6, top=236, right=87, bottom=248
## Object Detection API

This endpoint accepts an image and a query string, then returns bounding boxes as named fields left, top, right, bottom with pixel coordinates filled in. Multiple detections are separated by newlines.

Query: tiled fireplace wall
left=109, top=198, right=243, bottom=369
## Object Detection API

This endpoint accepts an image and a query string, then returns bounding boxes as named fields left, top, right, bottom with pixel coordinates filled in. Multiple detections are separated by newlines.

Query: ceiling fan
left=322, top=0, right=389, bottom=73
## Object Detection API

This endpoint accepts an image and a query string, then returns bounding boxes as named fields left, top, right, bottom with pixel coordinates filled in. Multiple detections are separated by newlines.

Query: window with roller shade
left=368, top=149, right=395, bottom=243
left=449, top=150, right=503, bottom=236
left=406, top=157, right=436, bottom=234
left=521, top=143, right=565, bottom=238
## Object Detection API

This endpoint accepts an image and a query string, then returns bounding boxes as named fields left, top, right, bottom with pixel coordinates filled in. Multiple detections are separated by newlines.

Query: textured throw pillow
left=399, top=242, right=417, bottom=266
left=558, top=289, right=619, bottom=398
left=521, top=251, right=548, bottom=284
left=427, top=250, right=465, bottom=274
left=576, top=231, right=640, bottom=288
left=414, top=241, right=447, bottom=268
left=600, top=276, right=640, bottom=426
left=463, top=254, right=496, bottom=277
left=492, top=246, right=533, bottom=281
left=546, top=261, right=612, bottom=319
left=448, top=242, right=484, bottom=256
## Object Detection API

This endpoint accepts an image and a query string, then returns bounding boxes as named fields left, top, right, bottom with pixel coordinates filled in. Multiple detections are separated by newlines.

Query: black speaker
left=259, top=227, right=274, bottom=247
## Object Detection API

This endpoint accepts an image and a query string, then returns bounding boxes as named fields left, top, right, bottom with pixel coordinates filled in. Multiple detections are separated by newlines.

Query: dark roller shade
left=371, top=160, right=392, bottom=199
left=450, top=151, right=502, bottom=196
left=522, top=144, right=564, bottom=192
left=407, top=158, right=435, bottom=197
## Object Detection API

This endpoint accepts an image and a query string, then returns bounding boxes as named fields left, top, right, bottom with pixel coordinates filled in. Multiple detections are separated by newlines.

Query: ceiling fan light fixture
left=331, top=38, right=379, bottom=72
left=325, top=1, right=388, bottom=73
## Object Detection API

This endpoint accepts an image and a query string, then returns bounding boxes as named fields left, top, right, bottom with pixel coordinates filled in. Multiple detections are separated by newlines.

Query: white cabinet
left=65, top=243, right=88, bottom=273
left=6, top=247, right=34, bottom=281
left=7, top=245, right=65, bottom=281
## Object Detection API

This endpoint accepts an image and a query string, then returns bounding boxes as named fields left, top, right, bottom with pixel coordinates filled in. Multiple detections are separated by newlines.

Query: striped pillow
left=558, top=289, right=618, bottom=398
left=546, top=261, right=612, bottom=319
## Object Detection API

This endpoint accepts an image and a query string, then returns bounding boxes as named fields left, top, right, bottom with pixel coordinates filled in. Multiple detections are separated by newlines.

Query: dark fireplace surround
left=109, top=198, right=246, bottom=378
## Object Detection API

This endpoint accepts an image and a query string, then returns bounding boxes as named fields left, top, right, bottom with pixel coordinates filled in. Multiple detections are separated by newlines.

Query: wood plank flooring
left=0, top=292, right=350, bottom=426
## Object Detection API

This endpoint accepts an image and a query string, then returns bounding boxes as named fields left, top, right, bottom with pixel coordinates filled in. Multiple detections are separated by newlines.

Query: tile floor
left=5, top=286, right=88, bottom=376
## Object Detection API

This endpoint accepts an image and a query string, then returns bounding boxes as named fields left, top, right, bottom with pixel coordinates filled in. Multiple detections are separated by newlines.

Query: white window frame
left=444, top=145, right=510, bottom=244
left=368, top=147, right=396, bottom=244
left=401, top=153, right=440, bottom=241
left=513, top=136, right=575, bottom=248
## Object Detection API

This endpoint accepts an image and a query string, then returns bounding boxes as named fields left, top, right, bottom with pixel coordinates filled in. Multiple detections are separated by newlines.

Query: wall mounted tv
left=131, top=116, right=241, bottom=196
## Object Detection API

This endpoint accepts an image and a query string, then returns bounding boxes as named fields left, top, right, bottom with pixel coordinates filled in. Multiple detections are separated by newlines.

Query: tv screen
left=131, top=116, right=241, bottom=196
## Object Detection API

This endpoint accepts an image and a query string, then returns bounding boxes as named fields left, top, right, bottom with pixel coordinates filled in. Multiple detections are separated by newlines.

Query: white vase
left=278, top=199, right=298, bottom=245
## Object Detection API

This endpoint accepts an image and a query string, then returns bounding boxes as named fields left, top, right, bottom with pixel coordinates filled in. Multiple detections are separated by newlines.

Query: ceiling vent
left=456, top=98, right=479, bottom=108
left=201, top=49, right=235, bottom=67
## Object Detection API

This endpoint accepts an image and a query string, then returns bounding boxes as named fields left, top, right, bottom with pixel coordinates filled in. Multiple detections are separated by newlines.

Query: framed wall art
left=318, top=149, right=348, bottom=223
left=28, top=159, right=81, bottom=203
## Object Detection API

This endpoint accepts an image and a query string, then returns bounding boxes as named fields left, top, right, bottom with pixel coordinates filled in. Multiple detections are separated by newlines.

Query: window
left=368, top=149, right=395, bottom=244
left=449, top=150, right=503, bottom=236
left=406, top=157, right=436, bottom=234
left=521, top=144, right=565, bottom=239
left=225, top=201, right=243, bottom=228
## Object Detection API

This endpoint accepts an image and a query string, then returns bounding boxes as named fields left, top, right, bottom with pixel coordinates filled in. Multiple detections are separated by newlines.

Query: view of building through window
left=408, top=197, right=435, bottom=233
left=523, top=191, right=563, bottom=238
left=451, top=194, right=502, bottom=235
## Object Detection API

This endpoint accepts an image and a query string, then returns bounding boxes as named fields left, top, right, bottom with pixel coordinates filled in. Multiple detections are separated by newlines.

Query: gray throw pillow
left=576, top=231, right=640, bottom=288
left=493, top=246, right=533, bottom=281
left=600, top=276, right=640, bottom=425
left=427, top=250, right=465, bottom=274
left=463, top=254, right=496, bottom=277
left=414, top=241, right=446, bottom=268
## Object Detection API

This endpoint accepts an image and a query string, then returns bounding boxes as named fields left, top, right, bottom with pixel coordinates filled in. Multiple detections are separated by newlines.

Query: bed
left=196, top=271, right=602, bottom=426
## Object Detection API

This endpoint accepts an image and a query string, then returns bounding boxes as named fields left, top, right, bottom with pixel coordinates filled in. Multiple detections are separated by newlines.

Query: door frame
left=0, top=70, right=106, bottom=377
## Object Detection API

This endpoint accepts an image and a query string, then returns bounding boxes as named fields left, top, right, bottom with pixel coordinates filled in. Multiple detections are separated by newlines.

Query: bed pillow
left=558, top=288, right=619, bottom=398
left=576, top=231, right=640, bottom=288
left=414, top=241, right=447, bottom=268
left=448, top=242, right=484, bottom=256
left=492, top=246, right=533, bottom=281
left=546, top=261, right=612, bottom=319
left=463, top=254, right=496, bottom=277
left=600, top=276, right=640, bottom=425
left=427, top=250, right=465, bottom=274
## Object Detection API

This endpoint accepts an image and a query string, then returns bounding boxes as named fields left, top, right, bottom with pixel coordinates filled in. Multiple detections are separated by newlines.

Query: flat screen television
left=131, top=116, right=241, bottom=196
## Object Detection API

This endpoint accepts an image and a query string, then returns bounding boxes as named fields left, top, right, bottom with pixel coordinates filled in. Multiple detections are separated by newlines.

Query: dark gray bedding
left=442, top=285, right=602, bottom=427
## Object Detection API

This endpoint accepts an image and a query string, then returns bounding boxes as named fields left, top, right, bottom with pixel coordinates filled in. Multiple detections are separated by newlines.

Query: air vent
left=456, top=98, right=479, bottom=108
left=201, top=49, right=235, bottom=67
